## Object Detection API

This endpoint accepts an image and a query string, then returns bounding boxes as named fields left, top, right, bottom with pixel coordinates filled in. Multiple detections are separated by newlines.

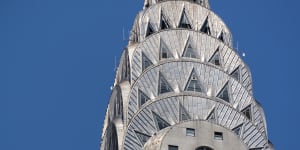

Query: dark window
left=242, top=105, right=252, bottom=120
left=160, top=13, right=170, bottom=30
left=153, top=111, right=170, bottom=130
left=185, top=70, right=202, bottom=92
left=179, top=103, right=190, bottom=121
left=183, top=42, right=197, bottom=58
left=206, top=108, right=216, bottom=122
left=146, top=22, right=154, bottom=37
left=162, top=51, right=168, bottom=58
left=196, top=146, right=214, bottom=150
left=179, top=9, right=192, bottom=29
left=200, top=17, right=211, bottom=35
left=217, top=82, right=230, bottom=102
left=181, top=113, right=189, bottom=121
left=218, top=31, right=224, bottom=42
left=142, top=52, right=153, bottom=71
left=168, top=145, right=178, bottom=150
left=249, top=148, right=263, bottom=150
left=138, top=89, right=150, bottom=107
left=208, top=49, right=221, bottom=66
left=160, top=40, right=172, bottom=60
left=232, top=124, right=243, bottom=136
left=231, top=66, right=240, bottom=82
left=186, top=128, right=195, bottom=137
left=214, top=132, right=223, bottom=140
left=158, top=73, right=173, bottom=94
left=214, top=59, right=220, bottom=65
left=135, top=130, right=151, bottom=146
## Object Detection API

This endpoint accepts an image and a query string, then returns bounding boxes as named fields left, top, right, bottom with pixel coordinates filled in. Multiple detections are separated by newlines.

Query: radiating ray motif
left=101, top=1, right=274, bottom=150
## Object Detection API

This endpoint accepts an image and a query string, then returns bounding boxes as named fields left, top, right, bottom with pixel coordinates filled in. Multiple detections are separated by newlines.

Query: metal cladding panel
left=123, top=96, right=267, bottom=149
left=126, top=61, right=266, bottom=134
left=137, top=1, right=232, bottom=46
left=130, top=30, right=253, bottom=93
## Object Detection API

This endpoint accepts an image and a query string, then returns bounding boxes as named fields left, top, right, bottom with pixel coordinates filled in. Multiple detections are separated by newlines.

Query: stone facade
left=100, top=1, right=274, bottom=150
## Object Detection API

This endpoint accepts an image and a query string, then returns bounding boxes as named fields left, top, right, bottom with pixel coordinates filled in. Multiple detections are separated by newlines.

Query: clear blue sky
left=2, top=0, right=299, bottom=149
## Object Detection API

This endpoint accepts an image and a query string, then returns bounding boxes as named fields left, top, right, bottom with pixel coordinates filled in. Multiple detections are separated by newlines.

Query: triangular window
left=206, top=108, right=216, bottom=122
left=142, top=52, right=153, bottom=71
left=160, top=12, right=170, bottom=30
left=218, top=31, right=224, bottom=42
left=182, top=39, right=197, bottom=58
left=179, top=103, right=190, bottom=121
left=200, top=17, right=211, bottom=35
left=231, top=66, right=240, bottom=82
left=185, top=69, right=202, bottom=92
left=217, top=82, right=230, bottom=102
left=242, top=105, right=252, bottom=120
left=134, top=130, right=151, bottom=146
left=159, top=39, right=172, bottom=59
left=232, top=124, right=243, bottom=136
left=209, top=48, right=221, bottom=66
left=158, top=72, right=173, bottom=94
left=138, top=89, right=150, bottom=107
left=146, top=22, right=154, bottom=37
left=178, top=9, right=192, bottom=29
left=153, top=111, right=170, bottom=130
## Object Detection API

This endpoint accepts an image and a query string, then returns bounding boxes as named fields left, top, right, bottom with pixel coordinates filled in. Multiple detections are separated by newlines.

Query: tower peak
left=144, top=0, right=210, bottom=9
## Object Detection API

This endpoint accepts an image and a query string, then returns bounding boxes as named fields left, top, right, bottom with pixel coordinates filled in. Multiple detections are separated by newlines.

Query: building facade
left=100, top=0, right=274, bottom=150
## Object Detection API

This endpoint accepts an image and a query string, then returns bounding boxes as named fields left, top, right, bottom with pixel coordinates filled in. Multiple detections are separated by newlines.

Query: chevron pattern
left=100, top=1, right=273, bottom=150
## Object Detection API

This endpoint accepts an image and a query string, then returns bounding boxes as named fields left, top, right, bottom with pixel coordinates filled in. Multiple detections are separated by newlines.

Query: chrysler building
left=100, top=0, right=274, bottom=149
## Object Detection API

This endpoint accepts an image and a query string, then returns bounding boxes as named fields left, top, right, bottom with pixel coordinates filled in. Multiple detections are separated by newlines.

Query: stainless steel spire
left=100, top=1, right=274, bottom=150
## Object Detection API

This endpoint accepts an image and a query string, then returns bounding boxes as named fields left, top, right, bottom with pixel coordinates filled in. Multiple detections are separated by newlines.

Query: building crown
left=144, top=0, right=210, bottom=9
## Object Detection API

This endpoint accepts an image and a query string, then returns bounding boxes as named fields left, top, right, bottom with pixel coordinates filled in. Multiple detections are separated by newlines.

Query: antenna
left=114, top=56, right=117, bottom=71
left=236, top=41, right=239, bottom=53
left=236, top=41, right=246, bottom=57
left=122, top=27, right=125, bottom=41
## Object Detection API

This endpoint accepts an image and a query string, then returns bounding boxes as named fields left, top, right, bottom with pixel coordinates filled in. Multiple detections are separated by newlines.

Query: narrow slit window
left=196, top=146, right=214, bottom=150
left=168, top=145, right=178, bottom=150
left=214, top=132, right=223, bottom=140
left=249, top=148, right=264, bottom=150
left=186, top=128, right=195, bottom=137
